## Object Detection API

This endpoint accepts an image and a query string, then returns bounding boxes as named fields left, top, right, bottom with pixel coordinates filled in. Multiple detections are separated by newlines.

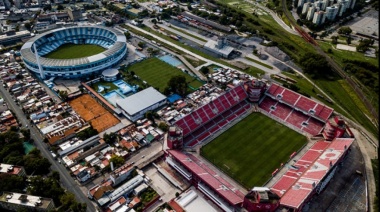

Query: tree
left=166, top=75, right=188, bottom=96
left=338, top=26, right=352, bottom=35
left=24, top=22, right=31, bottom=30
left=299, top=52, right=332, bottom=78
left=346, top=36, right=352, bottom=45
left=110, top=155, right=125, bottom=168
left=138, top=42, right=145, bottom=48
left=103, top=132, right=118, bottom=145
left=187, top=3, right=192, bottom=11
left=60, top=192, right=86, bottom=212
left=152, top=19, right=157, bottom=25
left=58, top=90, right=68, bottom=101
left=20, top=128, right=30, bottom=140
left=331, top=36, right=338, bottom=44
left=0, top=174, right=25, bottom=193
left=57, top=4, right=64, bottom=10
left=200, top=66, right=209, bottom=75
left=158, top=122, right=169, bottom=132
left=124, top=32, right=131, bottom=39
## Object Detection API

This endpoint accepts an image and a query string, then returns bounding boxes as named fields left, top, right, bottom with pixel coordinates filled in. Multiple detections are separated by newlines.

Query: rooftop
left=270, top=138, right=354, bottom=210
left=116, top=87, right=166, bottom=116
left=168, top=150, right=245, bottom=206
left=0, top=192, right=54, bottom=209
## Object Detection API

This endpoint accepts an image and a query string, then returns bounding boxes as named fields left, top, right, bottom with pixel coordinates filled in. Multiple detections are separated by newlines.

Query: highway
left=0, top=83, right=97, bottom=212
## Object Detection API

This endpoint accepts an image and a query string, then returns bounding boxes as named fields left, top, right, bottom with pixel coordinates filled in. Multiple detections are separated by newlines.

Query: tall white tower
left=33, top=44, right=45, bottom=80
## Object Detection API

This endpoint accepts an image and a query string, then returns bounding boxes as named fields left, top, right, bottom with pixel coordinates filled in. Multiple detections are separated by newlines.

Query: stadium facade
left=166, top=81, right=356, bottom=212
left=20, top=26, right=127, bottom=79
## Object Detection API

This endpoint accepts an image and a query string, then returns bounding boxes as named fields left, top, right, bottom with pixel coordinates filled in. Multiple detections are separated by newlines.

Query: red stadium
left=166, top=80, right=355, bottom=212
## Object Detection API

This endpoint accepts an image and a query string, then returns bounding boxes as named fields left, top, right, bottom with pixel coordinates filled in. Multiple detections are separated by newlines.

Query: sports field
left=44, top=44, right=105, bottom=59
left=127, top=57, right=203, bottom=92
left=201, top=113, right=307, bottom=189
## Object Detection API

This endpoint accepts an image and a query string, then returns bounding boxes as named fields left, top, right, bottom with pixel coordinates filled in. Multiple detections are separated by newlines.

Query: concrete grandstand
left=20, top=26, right=127, bottom=79
left=166, top=80, right=356, bottom=212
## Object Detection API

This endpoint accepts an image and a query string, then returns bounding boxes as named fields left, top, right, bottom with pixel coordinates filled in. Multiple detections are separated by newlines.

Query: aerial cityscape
left=0, top=0, right=377, bottom=212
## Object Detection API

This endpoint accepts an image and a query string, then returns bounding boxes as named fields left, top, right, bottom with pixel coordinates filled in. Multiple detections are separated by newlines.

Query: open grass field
left=127, top=57, right=203, bottom=92
left=44, top=43, right=105, bottom=59
left=201, top=113, right=307, bottom=188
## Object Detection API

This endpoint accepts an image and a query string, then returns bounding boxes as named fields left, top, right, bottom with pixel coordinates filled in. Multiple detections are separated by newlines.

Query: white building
left=302, top=2, right=312, bottom=14
left=116, top=87, right=167, bottom=122
left=298, top=0, right=306, bottom=8
left=203, top=38, right=234, bottom=58
left=350, top=0, right=356, bottom=9
left=313, top=11, right=326, bottom=25
left=307, top=5, right=317, bottom=21
left=325, top=6, right=339, bottom=20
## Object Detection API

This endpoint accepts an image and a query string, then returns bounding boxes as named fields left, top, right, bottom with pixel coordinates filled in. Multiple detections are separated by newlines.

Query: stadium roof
left=167, top=150, right=245, bottom=206
left=102, top=69, right=119, bottom=77
left=270, top=138, right=354, bottom=210
left=20, top=26, right=126, bottom=67
left=266, top=83, right=334, bottom=122
left=116, top=87, right=166, bottom=116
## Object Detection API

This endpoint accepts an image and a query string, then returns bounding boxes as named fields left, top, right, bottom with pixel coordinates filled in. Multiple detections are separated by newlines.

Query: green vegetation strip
left=244, top=56, right=273, bottom=69
left=167, top=25, right=208, bottom=42
left=124, top=25, right=264, bottom=75
left=44, top=44, right=105, bottom=59
left=127, top=57, right=203, bottom=92
left=201, top=113, right=307, bottom=188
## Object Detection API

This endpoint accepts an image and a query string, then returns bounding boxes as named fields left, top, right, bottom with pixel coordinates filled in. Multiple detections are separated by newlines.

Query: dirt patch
left=69, top=94, right=120, bottom=132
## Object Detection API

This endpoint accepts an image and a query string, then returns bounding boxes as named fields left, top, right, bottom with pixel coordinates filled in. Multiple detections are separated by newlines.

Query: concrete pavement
left=0, top=83, right=97, bottom=212
left=144, top=20, right=206, bottom=46
left=126, top=23, right=276, bottom=79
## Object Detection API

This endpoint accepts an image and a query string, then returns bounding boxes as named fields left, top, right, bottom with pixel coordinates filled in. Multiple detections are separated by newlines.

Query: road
left=244, top=0, right=299, bottom=36
left=143, top=20, right=207, bottom=46
left=126, top=23, right=278, bottom=78
left=281, top=0, right=379, bottom=124
left=0, top=83, right=97, bottom=212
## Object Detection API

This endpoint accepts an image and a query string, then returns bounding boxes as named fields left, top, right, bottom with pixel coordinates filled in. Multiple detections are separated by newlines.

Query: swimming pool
left=103, top=90, right=125, bottom=106
left=113, top=80, right=134, bottom=94
left=159, top=55, right=183, bottom=67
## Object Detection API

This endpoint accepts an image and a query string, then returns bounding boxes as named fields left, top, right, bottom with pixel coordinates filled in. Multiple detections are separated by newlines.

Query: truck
left=169, top=34, right=179, bottom=41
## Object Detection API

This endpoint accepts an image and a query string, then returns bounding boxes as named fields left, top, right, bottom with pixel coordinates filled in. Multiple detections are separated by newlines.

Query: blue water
left=159, top=55, right=183, bottom=67
left=113, top=80, right=134, bottom=94
left=103, top=90, right=125, bottom=106
left=167, top=94, right=181, bottom=103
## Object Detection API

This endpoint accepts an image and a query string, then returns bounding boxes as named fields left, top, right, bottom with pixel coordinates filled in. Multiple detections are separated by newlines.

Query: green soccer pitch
left=44, top=43, right=105, bottom=59
left=201, top=112, right=307, bottom=189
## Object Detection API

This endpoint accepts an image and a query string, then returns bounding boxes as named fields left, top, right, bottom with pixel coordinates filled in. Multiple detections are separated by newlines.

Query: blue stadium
left=20, top=26, right=127, bottom=79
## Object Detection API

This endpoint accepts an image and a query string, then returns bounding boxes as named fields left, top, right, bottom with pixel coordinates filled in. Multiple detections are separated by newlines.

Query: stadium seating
left=186, top=101, right=252, bottom=147
left=174, top=85, right=248, bottom=137
left=34, top=27, right=118, bottom=56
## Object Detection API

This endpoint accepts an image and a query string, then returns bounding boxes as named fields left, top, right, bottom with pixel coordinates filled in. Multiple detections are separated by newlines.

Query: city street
left=0, top=83, right=97, bottom=212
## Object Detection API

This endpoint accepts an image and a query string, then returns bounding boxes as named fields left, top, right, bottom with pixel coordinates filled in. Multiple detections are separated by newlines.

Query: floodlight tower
left=33, top=44, right=45, bottom=80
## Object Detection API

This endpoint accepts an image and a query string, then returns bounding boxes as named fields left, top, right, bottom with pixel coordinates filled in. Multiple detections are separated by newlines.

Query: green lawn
left=201, top=113, right=307, bottom=188
left=127, top=57, right=204, bottom=92
left=44, top=44, right=105, bottom=59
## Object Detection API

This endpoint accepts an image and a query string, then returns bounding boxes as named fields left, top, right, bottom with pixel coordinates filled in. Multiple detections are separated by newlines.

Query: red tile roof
left=271, top=138, right=354, bottom=210
left=168, top=150, right=245, bottom=206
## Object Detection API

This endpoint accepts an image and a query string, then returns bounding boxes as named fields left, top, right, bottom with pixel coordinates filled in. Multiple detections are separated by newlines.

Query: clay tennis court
left=69, top=94, right=120, bottom=132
